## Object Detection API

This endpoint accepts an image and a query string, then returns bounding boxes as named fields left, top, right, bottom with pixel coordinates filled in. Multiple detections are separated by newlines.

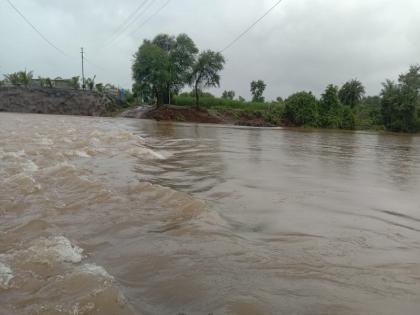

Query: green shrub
left=341, top=106, right=356, bottom=130
left=263, top=104, right=284, bottom=125
left=173, top=96, right=271, bottom=111
left=284, top=91, right=318, bottom=126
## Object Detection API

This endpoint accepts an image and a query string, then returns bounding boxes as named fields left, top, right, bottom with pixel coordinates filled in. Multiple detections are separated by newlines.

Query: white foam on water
left=42, top=162, right=76, bottom=174
left=74, top=150, right=91, bottom=158
left=39, top=138, right=53, bottom=146
left=0, top=149, right=26, bottom=159
left=127, top=147, right=165, bottom=160
left=90, top=130, right=103, bottom=138
left=62, top=137, right=73, bottom=144
left=79, top=264, right=114, bottom=280
left=28, top=236, right=84, bottom=264
left=0, top=262, right=14, bottom=289
left=89, top=137, right=101, bottom=147
left=22, top=160, right=39, bottom=173
left=5, top=173, right=41, bottom=193
left=146, top=148, right=165, bottom=160
left=70, top=302, right=96, bottom=315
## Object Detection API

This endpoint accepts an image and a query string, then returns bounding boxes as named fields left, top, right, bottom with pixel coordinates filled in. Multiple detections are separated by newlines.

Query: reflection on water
left=375, top=134, right=416, bottom=187
left=1, top=113, right=420, bottom=315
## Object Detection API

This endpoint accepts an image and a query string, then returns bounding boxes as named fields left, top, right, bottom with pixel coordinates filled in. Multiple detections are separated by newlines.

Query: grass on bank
left=173, top=95, right=285, bottom=126
left=169, top=94, right=390, bottom=131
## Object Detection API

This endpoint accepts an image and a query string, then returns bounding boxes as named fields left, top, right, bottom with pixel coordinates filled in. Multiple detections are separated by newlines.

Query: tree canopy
left=284, top=91, right=318, bottom=126
left=381, top=65, right=420, bottom=132
left=338, top=79, right=365, bottom=108
left=250, top=80, right=266, bottom=103
left=132, top=33, right=198, bottom=105
left=132, top=41, right=170, bottom=105
left=319, top=85, right=344, bottom=128
left=222, top=90, right=235, bottom=100
left=188, top=50, right=225, bottom=108
left=5, top=70, right=33, bottom=87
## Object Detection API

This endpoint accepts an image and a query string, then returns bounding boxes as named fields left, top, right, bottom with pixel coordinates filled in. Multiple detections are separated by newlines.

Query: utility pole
left=81, top=47, right=85, bottom=90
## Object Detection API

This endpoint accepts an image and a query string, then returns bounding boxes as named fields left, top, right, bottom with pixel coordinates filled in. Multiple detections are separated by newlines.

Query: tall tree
left=189, top=50, right=225, bottom=109
left=276, top=96, right=284, bottom=103
left=381, top=78, right=419, bottom=132
left=380, top=65, right=420, bottom=132
left=338, top=79, right=365, bottom=108
left=250, top=80, right=266, bottom=102
left=222, top=90, right=235, bottom=100
left=152, top=34, right=176, bottom=51
left=133, top=34, right=198, bottom=105
left=169, top=34, right=199, bottom=94
left=132, top=41, right=170, bottom=106
left=399, top=64, right=420, bottom=91
left=319, top=84, right=343, bottom=128
left=151, top=33, right=198, bottom=103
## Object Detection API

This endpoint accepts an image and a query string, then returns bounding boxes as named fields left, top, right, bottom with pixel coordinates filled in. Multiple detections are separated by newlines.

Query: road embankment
left=0, top=87, right=113, bottom=116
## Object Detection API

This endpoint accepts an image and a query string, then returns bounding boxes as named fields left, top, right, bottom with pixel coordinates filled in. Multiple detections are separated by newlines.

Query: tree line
left=1, top=70, right=100, bottom=91
left=282, top=65, right=420, bottom=132
left=132, top=33, right=420, bottom=133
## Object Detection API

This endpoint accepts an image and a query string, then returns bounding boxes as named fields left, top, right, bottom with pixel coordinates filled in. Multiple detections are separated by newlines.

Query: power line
left=110, top=0, right=150, bottom=36
left=104, top=0, right=152, bottom=46
left=220, top=0, right=285, bottom=53
left=5, top=0, right=69, bottom=57
left=130, top=0, right=172, bottom=39
left=84, top=56, right=108, bottom=72
left=6, top=0, right=109, bottom=74
left=107, top=0, right=158, bottom=47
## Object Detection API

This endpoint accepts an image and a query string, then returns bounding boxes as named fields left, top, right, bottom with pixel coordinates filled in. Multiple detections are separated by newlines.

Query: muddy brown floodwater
left=1, top=113, right=420, bottom=315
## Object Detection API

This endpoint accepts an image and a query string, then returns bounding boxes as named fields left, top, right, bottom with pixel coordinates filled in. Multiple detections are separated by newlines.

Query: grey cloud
left=1, top=0, right=419, bottom=100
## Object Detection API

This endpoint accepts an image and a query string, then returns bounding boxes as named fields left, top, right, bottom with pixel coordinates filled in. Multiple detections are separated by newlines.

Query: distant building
left=1, top=81, right=15, bottom=88
left=31, top=79, right=43, bottom=88
left=2, top=78, right=74, bottom=89
left=54, top=79, right=73, bottom=90
left=104, top=85, right=119, bottom=96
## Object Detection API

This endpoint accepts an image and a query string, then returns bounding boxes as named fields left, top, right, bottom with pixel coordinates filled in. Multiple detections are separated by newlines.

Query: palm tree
left=5, top=70, right=33, bottom=87
left=85, top=75, right=96, bottom=91
left=338, top=79, right=366, bottom=108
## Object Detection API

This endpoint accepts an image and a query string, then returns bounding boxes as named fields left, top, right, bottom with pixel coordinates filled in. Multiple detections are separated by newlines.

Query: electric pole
left=81, top=47, right=85, bottom=90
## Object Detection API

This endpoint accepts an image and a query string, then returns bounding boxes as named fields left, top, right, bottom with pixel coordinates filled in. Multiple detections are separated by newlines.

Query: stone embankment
left=0, top=87, right=112, bottom=116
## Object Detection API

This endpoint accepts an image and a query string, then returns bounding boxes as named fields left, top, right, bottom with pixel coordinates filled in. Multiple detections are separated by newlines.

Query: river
left=1, top=113, right=420, bottom=315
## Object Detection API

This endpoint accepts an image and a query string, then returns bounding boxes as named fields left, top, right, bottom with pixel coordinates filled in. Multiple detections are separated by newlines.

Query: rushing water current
left=1, top=113, right=420, bottom=315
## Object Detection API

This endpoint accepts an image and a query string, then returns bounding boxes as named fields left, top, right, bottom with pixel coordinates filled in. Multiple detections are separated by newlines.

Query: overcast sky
left=1, top=0, right=419, bottom=100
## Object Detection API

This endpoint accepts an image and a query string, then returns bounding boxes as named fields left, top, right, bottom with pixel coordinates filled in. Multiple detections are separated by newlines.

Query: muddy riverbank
left=122, top=105, right=277, bottom=127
